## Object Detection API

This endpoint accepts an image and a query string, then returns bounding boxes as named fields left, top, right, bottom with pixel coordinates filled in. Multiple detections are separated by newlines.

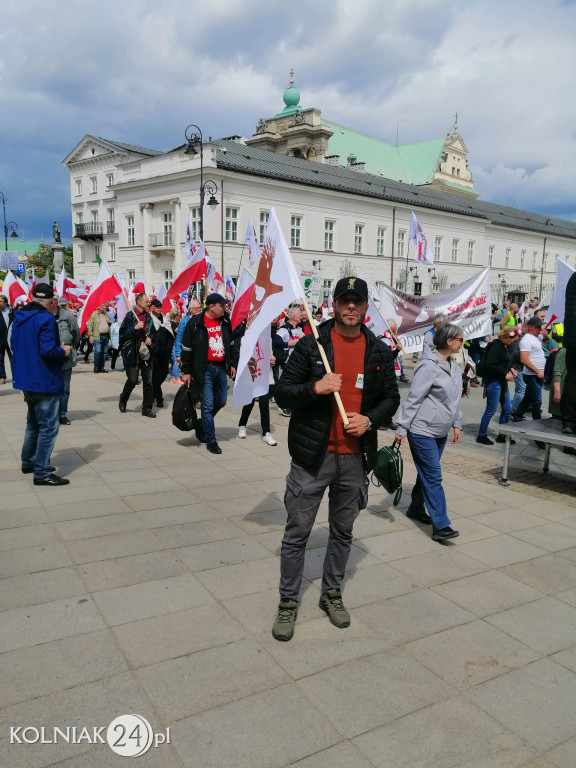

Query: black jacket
left=484, top=340, right=513, bottom=383
left=180, top=310, right=233, bottom=382
left=119, top=310, right=157, bottom=368
left=275, top=320, right=400, bottom=473
left=0, top=307, right=14, bottom=346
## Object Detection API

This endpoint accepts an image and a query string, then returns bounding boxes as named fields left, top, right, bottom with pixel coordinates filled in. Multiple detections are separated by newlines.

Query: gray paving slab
left=1, top=366, right=576, bottom=766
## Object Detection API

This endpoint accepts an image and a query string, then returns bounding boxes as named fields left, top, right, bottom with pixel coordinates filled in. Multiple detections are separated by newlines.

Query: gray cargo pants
left=279, top=452, right=368, bottom=601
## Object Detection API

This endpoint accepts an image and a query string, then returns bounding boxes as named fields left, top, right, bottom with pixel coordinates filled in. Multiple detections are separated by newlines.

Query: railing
left=148, top=232, right=175, bottom=248
left=75, top=222, right=103, bottom=240
left=106, top=220, right=115, bottom=234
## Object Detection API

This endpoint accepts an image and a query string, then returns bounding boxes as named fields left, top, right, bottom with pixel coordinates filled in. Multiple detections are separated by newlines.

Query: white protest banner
left=378, top=268, right=492, bottom=353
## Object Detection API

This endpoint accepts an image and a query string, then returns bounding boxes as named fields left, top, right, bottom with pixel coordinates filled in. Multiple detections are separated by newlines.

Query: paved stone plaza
left=1, top=361, right=576, bottom=768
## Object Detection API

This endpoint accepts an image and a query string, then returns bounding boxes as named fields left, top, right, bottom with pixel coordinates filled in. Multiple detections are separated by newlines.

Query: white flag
left=233, top=208, right=301, bottom=408
left=185, top=216, right=196, bottom=264
left=205, top=251, right=225, bottom=294
left=545, top=259, right=575, bottom=327
left=244, top=216, right=260, bottom=267
left=409, top=211, right=434, bottom=266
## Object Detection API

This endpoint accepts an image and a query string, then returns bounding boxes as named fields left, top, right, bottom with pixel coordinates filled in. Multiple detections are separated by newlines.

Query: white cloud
left=0, top=0, right=574, bottom=238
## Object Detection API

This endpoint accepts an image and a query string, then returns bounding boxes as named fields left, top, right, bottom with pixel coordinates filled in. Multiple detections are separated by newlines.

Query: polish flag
left=225, top=269, right=236, bottom=303
left=165, top=241, right=206, bottom=307
left=132, top=280, right=146, bottom=295
left=205, top=250, right=225, bottom=294
left=230, top=266, right=255, bottom=330
left=3, top=271, right=29, bottom=307
left=78, top=261, right=122, bottom=334
left=185, top=216, right=196, bottom=263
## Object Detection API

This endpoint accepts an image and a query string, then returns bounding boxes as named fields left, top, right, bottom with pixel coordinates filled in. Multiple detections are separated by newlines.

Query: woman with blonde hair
left=475, top=327, right=520, bottom=445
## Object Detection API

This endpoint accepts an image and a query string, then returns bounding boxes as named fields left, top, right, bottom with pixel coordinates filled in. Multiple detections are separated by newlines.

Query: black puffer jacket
left=275, top=320, right=400, bottom=473
left=483, top=340, right=513, bottom=385
left=180, top=310, right=233, bottom=382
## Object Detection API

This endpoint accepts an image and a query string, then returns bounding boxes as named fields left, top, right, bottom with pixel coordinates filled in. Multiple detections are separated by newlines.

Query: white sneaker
left=238, top=426, right=247, bottom=439
left=262, top=432, right=277, bottom=446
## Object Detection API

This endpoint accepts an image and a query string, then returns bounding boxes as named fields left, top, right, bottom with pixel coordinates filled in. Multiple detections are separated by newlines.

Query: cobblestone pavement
left=0, top=360, right=575, bottom=768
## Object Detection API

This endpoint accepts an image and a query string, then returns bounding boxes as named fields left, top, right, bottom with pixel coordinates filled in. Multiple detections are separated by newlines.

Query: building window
left=94, top=245, right=100, bottom=263
left=106, top=208, right=115, bottom=234
left=434, top=236, right=442, bottom=261
left=505, top=248, right=511, bottom=269
left=532, top=251, right=538, bottom=271
left=225, top=207, right=238, bottom=242
left=488, top=245, right=494, bottom=267
left=323, top=279, right=333, bottom=299
left=108, top=243, right=116, bottom=262
left=354, top=224, right=364, bottom=254
left=291, top=215, right=302, bottom=248
left=324, top=220, right=335, bottom=251
left=90, top=176, right=97, bottom=194
left=521, top=250, right=526, bottom=270
left=76, top=212, right=83, bottom=225
left=376, top=226, right=386, bottom=256
left=397, top=230, right=406, bottom=260
left=106, top=173, right=114, bottom=188
left=163, top=270, right=173, bottom=289
left=189, top=207, right=201, bottom=242
left=78, top=246, right=85, bottom=263
left=259, top=211, right=269, bottom=245
left=467, top=241, right=474, bottom=264
left=127, top=269, right=136, bottom=282
left=126, top=215, right=135, bottom=246
left=75, top=179, right=82, bottom=197
left=451, top=238, right=459, bottom=263
left=162, top=212, right=173, bottom=245
left=555, top=252, right=560, bottom=264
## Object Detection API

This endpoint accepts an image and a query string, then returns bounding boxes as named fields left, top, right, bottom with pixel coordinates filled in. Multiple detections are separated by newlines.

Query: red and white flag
left=3, top=271, right=29, bottom=307
left=165, top=240, right=206, bottom=308
left=233, top=208, right=301, bottom=408
left=409, top=211, right=434, bottom=266
left=205, top=251, right=225, bottom=294
left=244, top=216, right=260, bottom=267
left=230, top=266, right=255, bottom=330
left=224, top=269, right=236, bottom=303
left=132, top=279, right=146, bottom=295
left=78, top=261, right=122, bottom=334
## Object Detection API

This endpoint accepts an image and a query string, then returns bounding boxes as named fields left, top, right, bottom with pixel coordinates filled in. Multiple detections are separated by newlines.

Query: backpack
left=371, top=441, right=403, bottom=506
left=475, top=342, right=492, bottom=379
left=172, top=384, right=200, bottom=433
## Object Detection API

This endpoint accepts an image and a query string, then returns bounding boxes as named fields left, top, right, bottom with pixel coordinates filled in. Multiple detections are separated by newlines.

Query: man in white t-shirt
left=513, top=316, right=546, bottom=423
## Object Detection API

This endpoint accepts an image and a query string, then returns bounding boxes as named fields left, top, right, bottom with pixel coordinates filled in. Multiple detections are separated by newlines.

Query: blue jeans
left=201, top=363, right=228, bottom=444
left=170, top=347, right=180, bottom=379
left=514, top=374, right=542, bottom=421
left=407, top=432, right=451, bottom=530
left=21, top=392, right=60, bottom=479
left=60, top=368, right=72, bottom=418
left=479, top=380, right=511, bottom=436
left=511, top=371, right=525, bottom=413
left=93, top=334, right=110, bottom=371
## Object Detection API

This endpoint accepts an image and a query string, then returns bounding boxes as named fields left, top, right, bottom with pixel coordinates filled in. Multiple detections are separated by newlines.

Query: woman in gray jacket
left=395, top=323, right=464, bottom=542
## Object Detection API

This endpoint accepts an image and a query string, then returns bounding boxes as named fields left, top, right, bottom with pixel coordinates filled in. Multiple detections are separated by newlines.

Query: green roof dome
left=282, top=69, right=300, bottom=110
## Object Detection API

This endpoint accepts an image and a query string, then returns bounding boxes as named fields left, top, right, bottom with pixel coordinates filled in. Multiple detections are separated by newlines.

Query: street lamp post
left=184, top=125, right=219, bottom=242
left=428, top=267, right=438, bottom=293
left=498, top=273, right=507, bottom=305
left=0, top=190, right=19, bottom=251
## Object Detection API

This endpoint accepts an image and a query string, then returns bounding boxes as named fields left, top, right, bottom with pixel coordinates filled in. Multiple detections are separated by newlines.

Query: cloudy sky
left=1, top=0, right=574, bottom=243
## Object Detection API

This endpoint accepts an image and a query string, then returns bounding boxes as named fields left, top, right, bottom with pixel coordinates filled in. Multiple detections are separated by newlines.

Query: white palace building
left=64, top=75, right=576, bottom=305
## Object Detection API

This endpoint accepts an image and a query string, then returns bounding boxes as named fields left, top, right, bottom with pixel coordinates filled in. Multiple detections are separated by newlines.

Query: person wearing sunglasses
left=395, top=323, right=464, bottom=542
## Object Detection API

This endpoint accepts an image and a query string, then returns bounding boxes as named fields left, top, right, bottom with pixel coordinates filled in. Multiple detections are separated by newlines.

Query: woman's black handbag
left=371, top=440, right=403, bottom=506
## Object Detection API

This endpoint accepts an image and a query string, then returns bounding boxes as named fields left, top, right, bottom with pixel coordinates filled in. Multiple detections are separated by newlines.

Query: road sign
left=16, top=262, right=26, bottom=274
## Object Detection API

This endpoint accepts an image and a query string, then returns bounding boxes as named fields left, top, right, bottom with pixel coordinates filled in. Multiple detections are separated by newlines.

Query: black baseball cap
left=527, top=316, right=543, bottom=328
left=205, top=293, right=227, bottom=306
left=333, top=277, right=369, bottom=302
left=32, top=284, right=54, bottom=299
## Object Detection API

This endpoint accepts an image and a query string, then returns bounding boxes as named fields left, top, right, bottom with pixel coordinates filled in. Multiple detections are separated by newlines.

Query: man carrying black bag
left=118, top=293, right=157, bottom=418
left=272, top=277, right=399, bottom=641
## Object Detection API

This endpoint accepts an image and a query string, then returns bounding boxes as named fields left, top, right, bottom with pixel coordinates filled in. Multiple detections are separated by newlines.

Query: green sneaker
left=319, top=589, right=350, bottom=628
left=272, top=598, right=298, bottom=641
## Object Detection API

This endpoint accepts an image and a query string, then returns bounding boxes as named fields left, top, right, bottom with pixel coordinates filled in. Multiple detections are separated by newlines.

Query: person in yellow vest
left=500, top=303, right=519, bottom=330
left=551, top=322, right=564, bottom=348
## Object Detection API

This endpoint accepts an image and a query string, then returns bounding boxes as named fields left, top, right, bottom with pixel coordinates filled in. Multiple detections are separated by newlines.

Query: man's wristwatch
left=365, top=417, right=373, bottom=432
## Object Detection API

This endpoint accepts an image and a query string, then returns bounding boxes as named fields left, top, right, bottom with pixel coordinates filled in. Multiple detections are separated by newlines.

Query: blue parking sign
left=16, top=262, right=25, bottom=274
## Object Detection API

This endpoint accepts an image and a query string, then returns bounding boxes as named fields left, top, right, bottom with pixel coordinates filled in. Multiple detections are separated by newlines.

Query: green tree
left=24, top=244, right=74, bottom=281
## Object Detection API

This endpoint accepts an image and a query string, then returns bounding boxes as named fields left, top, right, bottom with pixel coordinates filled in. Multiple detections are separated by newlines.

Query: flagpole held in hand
left=301, top=295, right=349, bottom=426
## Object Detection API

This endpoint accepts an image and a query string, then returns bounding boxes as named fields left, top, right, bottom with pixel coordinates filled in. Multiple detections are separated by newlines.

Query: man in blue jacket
left=11, top=284, right=71, bottom=485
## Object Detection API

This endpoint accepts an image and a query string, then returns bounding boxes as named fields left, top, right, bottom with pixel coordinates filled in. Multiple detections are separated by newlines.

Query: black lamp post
left=498, top=273, right=507, bottom=304
left=428, top=267, right=437, bottom=292
left=0, top=190, right=19, bottom=251
left=184, top=125, right=219, bottom=242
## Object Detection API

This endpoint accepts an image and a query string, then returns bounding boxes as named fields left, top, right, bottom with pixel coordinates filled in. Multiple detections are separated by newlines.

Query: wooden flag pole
left=300, top=294, right=349, bottom=427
